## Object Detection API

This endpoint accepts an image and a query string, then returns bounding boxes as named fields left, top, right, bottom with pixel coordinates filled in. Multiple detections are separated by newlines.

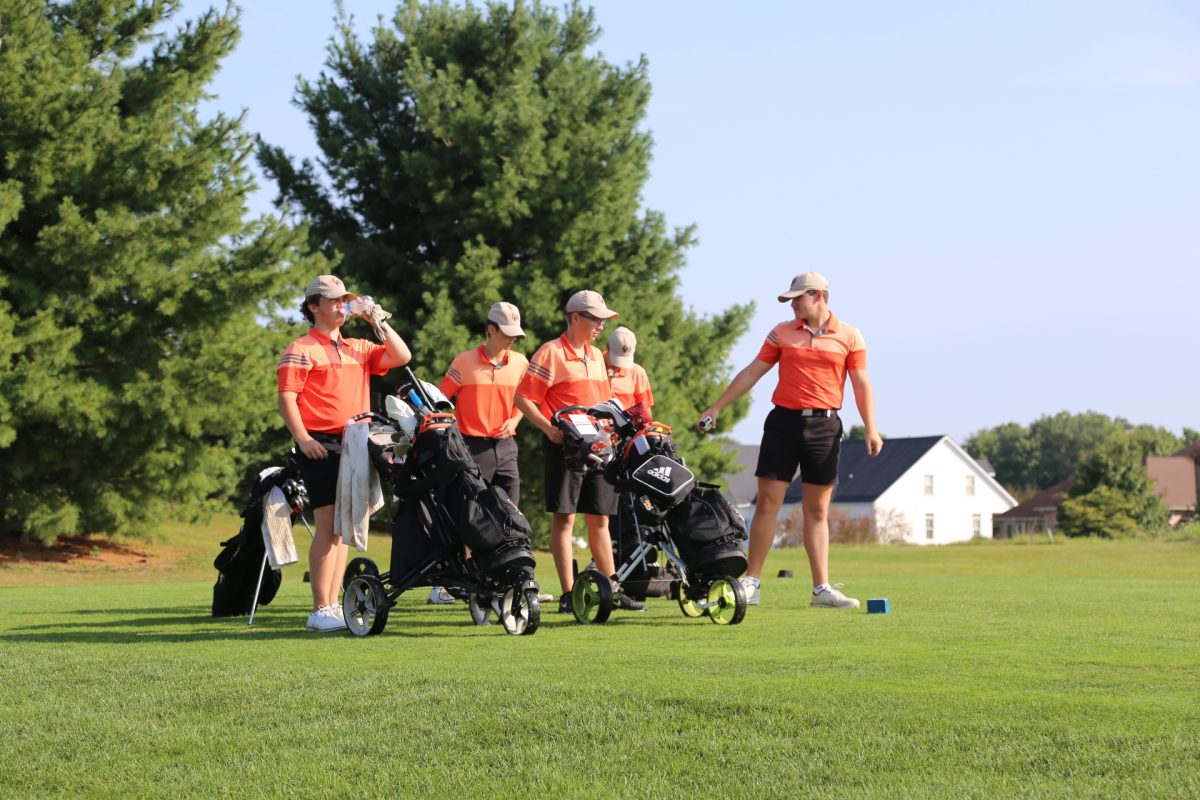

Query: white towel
left=335, top=420, right=383, bottom=551
left=261, top=486, right=299, bottom=568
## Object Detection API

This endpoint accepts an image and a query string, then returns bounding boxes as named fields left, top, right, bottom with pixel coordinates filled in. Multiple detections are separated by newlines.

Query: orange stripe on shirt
left=277, top=328, right=387, bottom=433
left=517, top=334, right=611, bottom=420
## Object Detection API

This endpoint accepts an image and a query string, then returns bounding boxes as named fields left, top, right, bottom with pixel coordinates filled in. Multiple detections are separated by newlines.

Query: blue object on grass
left=867, top=598, right=891, bottom=614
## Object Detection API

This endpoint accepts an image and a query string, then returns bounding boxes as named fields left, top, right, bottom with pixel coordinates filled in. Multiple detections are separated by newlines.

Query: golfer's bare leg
left=551, top=512, right=576, bottom=594
left=308, top=505, right=340, bottom=610
left=327, top=532, right=349, bottom=607
left=585, top=514, right=616, bottom=577
left=801, top=483, right=835, bottom=587
left=747, top=478, right=788, bottom=579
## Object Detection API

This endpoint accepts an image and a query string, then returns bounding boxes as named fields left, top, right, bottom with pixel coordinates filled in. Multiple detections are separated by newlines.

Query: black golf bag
left=665, top=483, right=748, bottom=577
left=605, top=420, right=694, bottom=599
left=597, top=404, right=746, bottom=580
left=212, top=463, right=305, bottom=617
left=391, top=414, right=535, bottom=578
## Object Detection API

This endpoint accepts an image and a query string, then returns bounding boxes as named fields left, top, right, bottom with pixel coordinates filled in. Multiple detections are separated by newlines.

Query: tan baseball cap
left=487, top=301, right=525, bottom=337
left=565, top=289, right=619, bottom=319
left=305, top=274, right=356, bottom=300
left=607, top=326, right=637, bottom=368
left=778, top=272, right=829, bottom=302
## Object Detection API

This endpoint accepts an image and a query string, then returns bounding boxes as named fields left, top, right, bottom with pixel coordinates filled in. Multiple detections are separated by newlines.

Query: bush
left=776, top=507, right=897, bottom=546
left=1157, top=520, right=1200, bottom=542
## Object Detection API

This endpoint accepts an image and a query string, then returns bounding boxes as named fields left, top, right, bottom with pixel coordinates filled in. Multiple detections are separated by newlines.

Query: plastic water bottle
left=343, top=296, right=374, bottom=316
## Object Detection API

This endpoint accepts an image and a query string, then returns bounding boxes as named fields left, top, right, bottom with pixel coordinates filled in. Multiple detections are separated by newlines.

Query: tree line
left=965, top=412, right=1198, bottom=537
left=1, top=1, right=750, bottom=544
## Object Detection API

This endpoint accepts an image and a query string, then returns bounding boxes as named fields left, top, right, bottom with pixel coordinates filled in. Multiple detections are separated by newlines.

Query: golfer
left=429, top=301, right=528, bottom=605
left=514, top=290, right=644, bottom=613
left=697, top=272, right=881, bottom=609
left=277, top=275, right=411, bottom=631
left=604, top=326, right=654, bottom=414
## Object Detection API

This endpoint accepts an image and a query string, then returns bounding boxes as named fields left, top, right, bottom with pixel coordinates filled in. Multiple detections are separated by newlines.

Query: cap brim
left=497, top=324, right=525, bottom=337
left=608, top=354, right=634, bottom=368
left=598, top=310, right=619, bottom=319
left=778, top=292, right=800, bottom=302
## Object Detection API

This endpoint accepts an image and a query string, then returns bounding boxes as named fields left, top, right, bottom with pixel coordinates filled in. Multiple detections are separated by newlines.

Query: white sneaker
left=537, top=593, right=555, bottom=603
left=811, top=584, right=860, bottom=609
left=306, top=605, right=348, bottom=632
left=427, top=586, right=457, bottom=605
left=740, top=576, right=761, bottom=606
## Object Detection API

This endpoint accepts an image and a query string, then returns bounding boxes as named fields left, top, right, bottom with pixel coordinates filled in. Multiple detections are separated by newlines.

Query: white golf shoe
left=306, top=604, right=348, bottom=632
left=811, top=584, right=860, bottom=609
left=740, top=576, right=761, bottom=606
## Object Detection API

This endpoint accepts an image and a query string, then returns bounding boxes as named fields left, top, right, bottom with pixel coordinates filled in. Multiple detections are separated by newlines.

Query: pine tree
left=258, top=1, right=753, bottom=540
left=0, top=1, right=322, bottom=541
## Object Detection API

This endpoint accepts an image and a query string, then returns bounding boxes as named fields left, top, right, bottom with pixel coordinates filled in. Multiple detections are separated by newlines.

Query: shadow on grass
left=1, top=597, right=715, bottom=644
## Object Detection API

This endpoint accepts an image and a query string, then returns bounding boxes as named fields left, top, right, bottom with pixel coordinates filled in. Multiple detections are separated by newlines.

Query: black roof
left=783, top=436, right=944, bottom=504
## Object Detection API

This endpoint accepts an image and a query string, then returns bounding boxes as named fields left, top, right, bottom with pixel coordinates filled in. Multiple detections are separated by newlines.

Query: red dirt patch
left=0, top=534, right=161, bottom=569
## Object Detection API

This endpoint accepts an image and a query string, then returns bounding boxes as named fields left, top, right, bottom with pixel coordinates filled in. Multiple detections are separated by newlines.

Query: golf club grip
left=403, top=366, right=434, bottom=408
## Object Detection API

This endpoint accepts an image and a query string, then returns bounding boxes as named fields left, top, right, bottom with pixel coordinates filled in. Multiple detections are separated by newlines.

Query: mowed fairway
left=2, top=532, right=1198, bottom=799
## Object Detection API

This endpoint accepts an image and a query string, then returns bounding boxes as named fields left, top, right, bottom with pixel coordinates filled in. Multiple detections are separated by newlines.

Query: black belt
left=780, top=408, right=836, bottom=417
left=309, top=431, right=343, bottom=453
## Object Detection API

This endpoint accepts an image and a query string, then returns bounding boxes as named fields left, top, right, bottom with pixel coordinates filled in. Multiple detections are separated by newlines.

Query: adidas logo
left=647, top=465, right=672, bottom=483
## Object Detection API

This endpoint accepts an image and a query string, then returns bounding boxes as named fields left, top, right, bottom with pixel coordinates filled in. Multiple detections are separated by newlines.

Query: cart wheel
left=343, top=575, right=389, bottom=636
left=342, top=557, right=379, bottom=590
left=706, top=575, right=747, bottom=626
left=678, top=580, right=706, bottom=618
left=468, top=594, right=494, bottom=626
left=499, top=587, right=541, bottom=636
left=572, top=570, right=613, bottom=624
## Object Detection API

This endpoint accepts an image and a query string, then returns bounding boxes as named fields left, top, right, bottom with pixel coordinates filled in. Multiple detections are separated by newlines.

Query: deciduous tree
left=1058, top=438, right=1166, bottom=538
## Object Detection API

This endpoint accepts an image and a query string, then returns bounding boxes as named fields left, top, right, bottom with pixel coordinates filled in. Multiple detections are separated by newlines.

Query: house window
left=925, top=514, right=935, bottom=540
left=972, top=514, right=982, bottom=538
left=924, top=475, right=934, bottom=496
left=965, top=475, right=975, bottom=496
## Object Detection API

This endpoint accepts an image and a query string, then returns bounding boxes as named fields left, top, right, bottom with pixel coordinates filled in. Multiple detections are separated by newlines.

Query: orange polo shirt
left=438, top=345, right=529, bottom=438
left=605, top=358, right=654, bottom=411
left=517, top=334, right=612, bottom=419
left=755, top=312, right=867, bottom=411
left=277, top=328, right=387, bottom=434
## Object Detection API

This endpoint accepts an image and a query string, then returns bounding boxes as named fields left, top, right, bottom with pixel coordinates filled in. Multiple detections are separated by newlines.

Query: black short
left=294, top=448, right=340, bottom=510
left=755, top=406, right=843, bottom=486
left=542, top=436, right=618, bottom=516
left=462, top=435, right=521, bottom=507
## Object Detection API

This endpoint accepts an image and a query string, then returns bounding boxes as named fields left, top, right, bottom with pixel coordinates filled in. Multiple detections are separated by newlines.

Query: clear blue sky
left=182, top=0, right=1200, bottom=445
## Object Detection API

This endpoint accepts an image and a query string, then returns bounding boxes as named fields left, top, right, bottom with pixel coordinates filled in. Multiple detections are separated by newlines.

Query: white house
left=771, top=435, right=1018, bottom=545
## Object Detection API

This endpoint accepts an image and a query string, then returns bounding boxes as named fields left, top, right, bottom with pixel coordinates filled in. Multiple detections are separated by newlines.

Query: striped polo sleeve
left=438, top=352, right=466, bottom=399
left=516, top=341, right=556, bottom=406
left=277, top=343, right=312, bottom=393
left=755, top=323, right=785, bottom=366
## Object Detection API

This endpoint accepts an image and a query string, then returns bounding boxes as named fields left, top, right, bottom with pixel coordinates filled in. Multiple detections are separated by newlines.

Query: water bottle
left=343, top=296, right=374, bottom=316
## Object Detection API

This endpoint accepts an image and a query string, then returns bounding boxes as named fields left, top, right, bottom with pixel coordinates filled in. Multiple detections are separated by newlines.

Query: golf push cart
left=552, top=400, right=750, bottom=626
left=340, top=370, right=542, bottom=637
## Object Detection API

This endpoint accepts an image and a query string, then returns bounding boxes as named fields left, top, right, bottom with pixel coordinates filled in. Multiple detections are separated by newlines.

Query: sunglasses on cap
left=794, top=289, right=822, bottom=299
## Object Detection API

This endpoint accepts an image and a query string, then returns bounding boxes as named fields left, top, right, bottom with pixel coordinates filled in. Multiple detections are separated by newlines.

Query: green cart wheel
left=571, top=570, right=613, bottom=624
left=705, top=575, right=747, bottom=626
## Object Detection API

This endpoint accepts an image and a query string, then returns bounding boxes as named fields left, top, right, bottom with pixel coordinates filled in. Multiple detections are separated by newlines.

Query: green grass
left=2, top=533, right=1199, bottom=799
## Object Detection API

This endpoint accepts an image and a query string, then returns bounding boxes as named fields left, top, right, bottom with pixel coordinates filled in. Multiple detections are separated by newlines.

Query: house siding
left=875, top=440, right=1013, bottom=544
